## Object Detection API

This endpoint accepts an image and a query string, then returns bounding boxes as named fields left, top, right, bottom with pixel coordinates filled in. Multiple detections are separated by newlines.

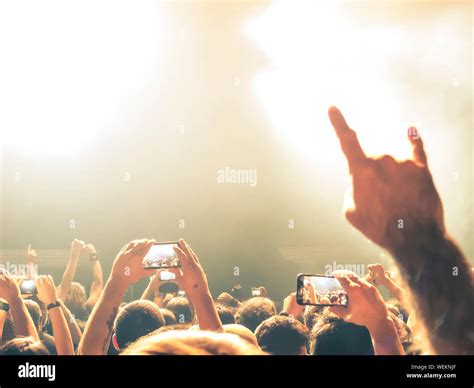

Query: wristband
left=0, top=301, right=10, bottom=312
left=47, top=300, right=61, bottom=311
left=279, top=311, right=289, bottom=317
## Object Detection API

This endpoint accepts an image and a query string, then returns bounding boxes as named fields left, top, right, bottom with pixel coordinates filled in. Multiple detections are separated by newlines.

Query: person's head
left=65, top=282, right=87, bottom=318
left=113, top=300, right=166, bottom=351
left=304, top=305, right=326, bottom=332
left=24, top=299, right=43, bottom=331
left=310, top=312, right=374, bottom=355
left=222, top=324, right=260, bottom=348
left=0, top=337, right=50, bottom=355
left=235, top=297, right=276, bottom=333
left=216, top=292, right=241, bottom=308
left=165, top=297, right=193, bottom=324
left=160, top=308, right=177, bottom=326
left=123, top=330, right=265, bottom=355
left=255, top=315, right=310, bottom=355
left=216, top=304, right=236, bottom=325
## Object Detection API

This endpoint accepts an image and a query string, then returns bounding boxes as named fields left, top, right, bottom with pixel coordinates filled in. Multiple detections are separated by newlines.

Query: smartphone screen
left=20, top=279, right=37, bottom=295
left=159, top=271, right=176, bottom=281
left=143, top=242, right=180, bottom=269
left=251, top=288, right=261, bottom=297
left=296, top=274, right=348, bottom=307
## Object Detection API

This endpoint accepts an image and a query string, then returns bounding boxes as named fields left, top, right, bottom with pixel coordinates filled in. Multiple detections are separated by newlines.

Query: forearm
left=60, top=301, right=82, bottom=346
left=85, top=260, right=104, bottom=309
left=77, top=279, right=125, bottom=355
left=189, top=290, right=223, bottom=332
left=58, top=252, right=80, bottom=300
left=380, top=277, right=405, bottom=304
left=389, top=223, right=474, bottom=354
left=27, top=261, right=38, bottom=279
left=140, top=280, right=155, bottom=301
left=49, top=307, right=74, bottom=355
left=9, top=297, right=39, bottom=341
left=0, top=310, right=7, bottom=343
left=368, top=317, right=405, bottom=355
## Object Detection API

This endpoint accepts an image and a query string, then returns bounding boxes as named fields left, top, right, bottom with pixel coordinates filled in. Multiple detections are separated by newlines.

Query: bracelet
left=47, top=300, right=61, bottom=311
left=0, top=301, right=10, bottom=312
left=90, top=253, right=98, bottom=261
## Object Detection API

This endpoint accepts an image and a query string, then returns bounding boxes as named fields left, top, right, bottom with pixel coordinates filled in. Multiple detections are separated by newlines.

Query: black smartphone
left=20, top=279, right=37, bottom=295
left=143, top=242, right=180, bottom=269
left=159, top=270, right=176, bottom=281
left=296, top=273, right=348, bottom=307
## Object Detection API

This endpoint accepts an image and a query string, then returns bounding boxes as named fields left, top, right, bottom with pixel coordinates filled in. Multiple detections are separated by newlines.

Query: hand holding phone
left=296, top=274, right=348, bottom=307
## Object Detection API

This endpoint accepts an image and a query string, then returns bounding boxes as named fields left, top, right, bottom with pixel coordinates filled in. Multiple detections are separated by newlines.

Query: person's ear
left=112, top=333, right=120, bottom=351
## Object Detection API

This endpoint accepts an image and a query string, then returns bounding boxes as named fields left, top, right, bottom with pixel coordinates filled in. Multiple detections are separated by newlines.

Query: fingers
left=407, top=126, right=427, bottom=166
left=173, top=245, right=191, bottom=267
left=328, top=106, right=367, bottom=170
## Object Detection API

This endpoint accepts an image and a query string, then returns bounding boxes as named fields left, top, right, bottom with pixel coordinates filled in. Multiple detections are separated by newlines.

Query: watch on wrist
left=47, top=300, right=61, bottom=311
left=0, top=300, right=10, bottom=312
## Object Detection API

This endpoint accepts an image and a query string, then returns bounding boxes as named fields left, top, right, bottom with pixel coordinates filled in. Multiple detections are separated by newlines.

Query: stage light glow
left=246, top=2, right=468, bottom=167
left=0, top=1, right=163, bottom=157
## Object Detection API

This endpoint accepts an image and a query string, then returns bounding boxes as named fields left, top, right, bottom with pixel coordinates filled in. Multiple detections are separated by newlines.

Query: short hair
left=216, top=292, right=241, bottom=308
left=216, top=304, right=236, bottom=325
left=304, top=305, right=326, bottom=332
left=255, top=316, right=310, bottom=355
left=235, top=297, right=276, bottom=333
left=165, top=297, right=193, bottom=324
left=0, top=337, right=50, bottom=355
left=114, top=300, right=166, bottom=350
left=310, top=312, right=374, bottom=355
left=65, top=282, right=88, bottom=320
left=160, top=309, right=177, bottom=326
left=24, top=299, right=42, bottom=330
left=123, top=330, right=265, bottom=355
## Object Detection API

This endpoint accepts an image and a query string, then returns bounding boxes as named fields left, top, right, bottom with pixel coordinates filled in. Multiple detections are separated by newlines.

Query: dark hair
left=255, top=315, right=310, bottom=355
left=24, top=299, right=42, bottom=330
left=235, top=297, right=276, bottom=333
left=160, top=309, right=177, bottom=326
left=216, top=292, right=241, bottom=308
left=0, top=337, right=50, bottom=355
left=114, top=300, right=165, bottom=350
left=310, top=312, right=374, bottom=355
left=216, top=304, right=236, bottom=325
left=165, top=297, right=193, bottom=324
left=304, top=305, right=326, bottom=332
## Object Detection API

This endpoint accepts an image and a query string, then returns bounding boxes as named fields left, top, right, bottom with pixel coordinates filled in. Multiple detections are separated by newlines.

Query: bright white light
left=0, top=0, right=163, bottom=157
left=246, top=1, right=468, bottom=166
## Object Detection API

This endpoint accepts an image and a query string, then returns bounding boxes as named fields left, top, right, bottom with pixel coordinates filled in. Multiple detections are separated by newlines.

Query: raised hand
left=27, top=244, right=38, bottom=262
left=283, top=292, right=304, bottom=318
left=71, top=239, right=85, bottom=256
left=36, top=275, right=58, bottom=306
left=0, top=272, right=21, bottom=303
left=169, top=239, right=222, bottom=331
left=110, top=239, right=155, bottom=287
left=169, top=239, right=209, bottom=298
left=329, top=274, right=404, bottom=355
left=82, top=243, right=97, bottom=256
left=328, top=106, right=444, bottom=252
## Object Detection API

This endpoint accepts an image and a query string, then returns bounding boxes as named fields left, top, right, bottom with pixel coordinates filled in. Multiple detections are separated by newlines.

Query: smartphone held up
left=143, top=242, right=180, bottom=269
left=296, top=274, right=348, bottom=307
